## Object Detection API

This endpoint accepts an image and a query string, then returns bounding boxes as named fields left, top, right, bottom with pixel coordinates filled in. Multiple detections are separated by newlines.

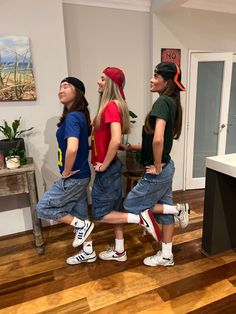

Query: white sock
left=83, top=241, right=93, bottom=254
left=115, top=238, right=124, bottom=253
left=127, top=213, right=140, bottom=224
left=163, top=205, right=178, bottom=215
left=70, top=217, right=84, bottom=228
left=161, top=242, right=173, bottom=257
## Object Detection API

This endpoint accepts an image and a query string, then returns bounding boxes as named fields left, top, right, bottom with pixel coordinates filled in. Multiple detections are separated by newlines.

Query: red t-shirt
left=91, top=101, right=122, bottom=165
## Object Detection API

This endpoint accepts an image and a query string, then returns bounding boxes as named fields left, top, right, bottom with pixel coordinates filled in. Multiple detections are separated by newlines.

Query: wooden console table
left=0, top=158, right=44, bottom=254
left=123, top=172, right=142, bottom=194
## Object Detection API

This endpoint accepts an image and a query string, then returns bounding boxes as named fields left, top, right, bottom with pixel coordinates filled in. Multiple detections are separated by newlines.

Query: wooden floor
left=0, top=189, right=236, bottom=314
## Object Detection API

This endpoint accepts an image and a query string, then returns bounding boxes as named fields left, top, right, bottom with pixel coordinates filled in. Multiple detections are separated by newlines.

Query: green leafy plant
left=7, top=141, right=27, bottom=165
left=0, top=117, right=34, bottom=140
left=129, top=110, right=138, bottom=124
left=126, top=110, right=142, bottom=169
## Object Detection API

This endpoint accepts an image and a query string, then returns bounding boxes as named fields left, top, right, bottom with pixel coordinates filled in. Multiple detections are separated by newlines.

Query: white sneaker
left=143, top=250, right=174, bottom=267
left=99, top=248, right=127, bottom=262
left=139, top=209, right=161, bottom=241
left=176, top=203, right=190, bottom=228
left=72, top=220, right=94, bottom=247
left=66, top=249, right=97, bottom=265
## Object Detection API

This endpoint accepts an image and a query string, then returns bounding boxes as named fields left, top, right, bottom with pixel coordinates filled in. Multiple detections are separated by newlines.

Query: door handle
left=213, top=123, right=226, bottom=135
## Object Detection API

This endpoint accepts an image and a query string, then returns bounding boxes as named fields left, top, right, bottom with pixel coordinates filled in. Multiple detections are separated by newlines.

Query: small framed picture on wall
left=161, top=48, right=181, bottom=66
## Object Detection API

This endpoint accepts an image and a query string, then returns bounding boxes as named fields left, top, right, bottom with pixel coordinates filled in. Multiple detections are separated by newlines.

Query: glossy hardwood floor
left=0, top=189, right=236, bottom=313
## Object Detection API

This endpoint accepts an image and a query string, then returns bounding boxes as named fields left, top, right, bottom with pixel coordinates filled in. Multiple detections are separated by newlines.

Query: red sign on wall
left=161, top=48, right=181, bottom=66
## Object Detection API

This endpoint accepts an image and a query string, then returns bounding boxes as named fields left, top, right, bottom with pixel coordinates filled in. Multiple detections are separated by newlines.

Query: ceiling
left=63, top=0, right=236, bottom=14
left=181, top=0, right=236, bottom=15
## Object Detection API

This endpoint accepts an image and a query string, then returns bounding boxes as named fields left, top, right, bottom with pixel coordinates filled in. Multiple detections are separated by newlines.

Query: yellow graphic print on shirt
left=58, top=147, right=63, bottom=167
left=91, top=127, right=97, bottom=157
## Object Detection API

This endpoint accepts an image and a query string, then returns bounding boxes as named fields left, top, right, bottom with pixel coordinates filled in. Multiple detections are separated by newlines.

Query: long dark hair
left=57, top=88, right=91, bottom=135
left=144, top=80, right=182, bottom=139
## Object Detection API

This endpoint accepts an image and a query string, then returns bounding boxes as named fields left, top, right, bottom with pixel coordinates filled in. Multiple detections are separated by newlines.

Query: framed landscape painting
left=0, top=35, right=36, bottom=101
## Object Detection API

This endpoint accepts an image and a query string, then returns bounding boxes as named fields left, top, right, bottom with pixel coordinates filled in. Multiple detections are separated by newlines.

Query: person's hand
left=145, top=164, right=162, bottom=175
left=94, top=162, right=107, bottom=172
left=120, top=143, right=131, bottom=151
left=61, top=169, right=80, bottom=179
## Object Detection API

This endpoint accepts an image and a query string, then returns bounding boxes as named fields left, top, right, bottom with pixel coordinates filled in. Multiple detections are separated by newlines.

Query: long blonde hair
left=95, top=75, right=130, bottom=134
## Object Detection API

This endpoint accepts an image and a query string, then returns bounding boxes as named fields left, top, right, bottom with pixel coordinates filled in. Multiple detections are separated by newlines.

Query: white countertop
left=206, top=153, right=236, bottom=178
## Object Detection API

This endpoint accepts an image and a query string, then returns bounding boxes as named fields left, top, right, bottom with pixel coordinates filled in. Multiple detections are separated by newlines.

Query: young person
left=94, top=63, right=189, bottom=266
left=123, top=62, right=190, bottom=266
left=37, top=77, right=95, bottom=261
left=66, top=67, right=160, bottom=265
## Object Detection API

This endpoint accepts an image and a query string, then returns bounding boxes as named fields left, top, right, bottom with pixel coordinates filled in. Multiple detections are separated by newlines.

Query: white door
left=185, top=52, right=234, bottom=189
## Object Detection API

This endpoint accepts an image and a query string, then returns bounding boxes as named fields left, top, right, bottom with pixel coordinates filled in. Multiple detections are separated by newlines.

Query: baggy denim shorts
left=36, top=176, right=90, bottom=221
left=123, top=160, right=175, bottom=224
left=92, top=158, right=123, bottom=220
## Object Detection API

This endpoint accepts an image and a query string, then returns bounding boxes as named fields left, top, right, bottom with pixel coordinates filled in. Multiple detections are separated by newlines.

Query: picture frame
left=0, top=35, right=36, bottom=101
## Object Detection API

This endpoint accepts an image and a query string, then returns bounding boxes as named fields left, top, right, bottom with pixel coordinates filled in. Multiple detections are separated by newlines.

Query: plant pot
left=5, top=155, right=20, bottom=169
left=0, top=138, right=25, bottom=158
left=126, top=151, right=144, bottom=176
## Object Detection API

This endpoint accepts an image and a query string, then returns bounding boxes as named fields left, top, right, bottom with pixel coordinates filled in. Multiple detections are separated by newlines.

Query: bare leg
left=162, top=224, right=174, bottom=243
left=100, top=211, right=129, bottom=224
left=58, top=214, right=74, bottom=225
left=114, top=224, right=124, bottom=240
left=153, top=204, right=164, bottom=214
left=85, top=235, right=92, bottom=242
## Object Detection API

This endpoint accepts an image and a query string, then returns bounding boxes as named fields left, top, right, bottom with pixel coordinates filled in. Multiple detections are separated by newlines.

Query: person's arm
left=62, top=137, right=79, bottom=177
left=146, top=118, right=166, bottom=174
left=94, top=122, right=121, bottom=172
left=120, top=143, right=141, bottom=152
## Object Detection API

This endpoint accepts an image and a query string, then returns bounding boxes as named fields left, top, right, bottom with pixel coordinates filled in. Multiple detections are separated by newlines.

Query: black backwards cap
left=61, top=77, right=85, bottom=94
left=154, top=62, right=185, bottom=91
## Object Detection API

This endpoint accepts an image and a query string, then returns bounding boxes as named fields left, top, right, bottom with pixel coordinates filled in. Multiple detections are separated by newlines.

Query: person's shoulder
left=67, top=111, right=84, bottom=119
left=106, top=100, right=117, bottom=108
left=156, top=95, right=173, bottom=103
left=105, top=100, right=120, bottom=112
left=66, top=112, right=86, bottom=125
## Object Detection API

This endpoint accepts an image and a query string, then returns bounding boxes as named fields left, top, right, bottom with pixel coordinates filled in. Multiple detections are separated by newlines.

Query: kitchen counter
left=206, top=153, right=236, bottom=178
left=202, top=154, right=236, bottom=255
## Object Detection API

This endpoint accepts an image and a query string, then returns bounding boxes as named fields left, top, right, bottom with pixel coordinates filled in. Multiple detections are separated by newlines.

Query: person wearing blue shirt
left=37, top=77, right=96, bottom=263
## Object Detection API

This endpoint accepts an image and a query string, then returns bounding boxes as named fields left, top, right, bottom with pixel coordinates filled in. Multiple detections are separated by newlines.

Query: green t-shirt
left=141, top=95, right=176, bottom=165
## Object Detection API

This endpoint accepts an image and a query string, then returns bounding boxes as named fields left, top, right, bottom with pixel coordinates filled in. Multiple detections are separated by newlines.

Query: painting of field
left=0, top=35, right=36, bottom=101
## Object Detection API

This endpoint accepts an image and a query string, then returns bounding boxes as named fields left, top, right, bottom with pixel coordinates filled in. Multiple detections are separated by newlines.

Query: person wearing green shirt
left=122, top=62, right=190, bottom=267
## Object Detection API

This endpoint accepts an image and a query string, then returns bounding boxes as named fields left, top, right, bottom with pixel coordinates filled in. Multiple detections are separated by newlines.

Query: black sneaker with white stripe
left=66, top=249, right=97, bottom=265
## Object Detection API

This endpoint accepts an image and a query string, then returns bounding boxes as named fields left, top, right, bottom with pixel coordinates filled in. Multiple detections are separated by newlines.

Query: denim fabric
left=123, top=160, right=175, bottom=224
left=36, top=177, right=90, bottom=220
left=92, top=158, right=123, bottom=220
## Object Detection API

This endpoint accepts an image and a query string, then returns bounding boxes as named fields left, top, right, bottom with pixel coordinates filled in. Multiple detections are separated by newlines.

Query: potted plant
left=5, top=147, right=21, bottom=169
left=0, top=117, right=33, bottom=164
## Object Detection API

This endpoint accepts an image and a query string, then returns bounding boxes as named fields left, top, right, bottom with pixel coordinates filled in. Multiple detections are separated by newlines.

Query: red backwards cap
left=103, top=67, right=126, bottom=99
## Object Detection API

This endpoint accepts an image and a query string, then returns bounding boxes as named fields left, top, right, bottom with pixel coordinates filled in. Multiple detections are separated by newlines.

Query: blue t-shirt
left=56, top=112, right=91, bottom=179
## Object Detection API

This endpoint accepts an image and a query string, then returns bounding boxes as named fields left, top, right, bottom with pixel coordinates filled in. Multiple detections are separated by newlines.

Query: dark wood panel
left=187, top=293, right=236, bottom=314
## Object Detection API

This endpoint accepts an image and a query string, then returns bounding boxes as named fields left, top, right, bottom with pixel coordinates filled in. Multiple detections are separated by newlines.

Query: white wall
left=2, top=1, right=236, bottom=235
left=0, top=0, right=68, bottom=235
left=63, top=4, right=152, bottom=143
left=153, top=7, right=236, bottom=189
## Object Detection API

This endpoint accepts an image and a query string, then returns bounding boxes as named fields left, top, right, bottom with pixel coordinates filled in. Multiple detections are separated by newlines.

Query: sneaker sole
left=180, top=203, right=190, bottom=229
left=72, top=222, right=95, bottom=248
left=142, top=210, right=161, bottom=241
left=143, top=260, right=174, bottom=267
left=98, top=255, right=127, bottom=262
left=67, top=256, right=97, bottom=265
